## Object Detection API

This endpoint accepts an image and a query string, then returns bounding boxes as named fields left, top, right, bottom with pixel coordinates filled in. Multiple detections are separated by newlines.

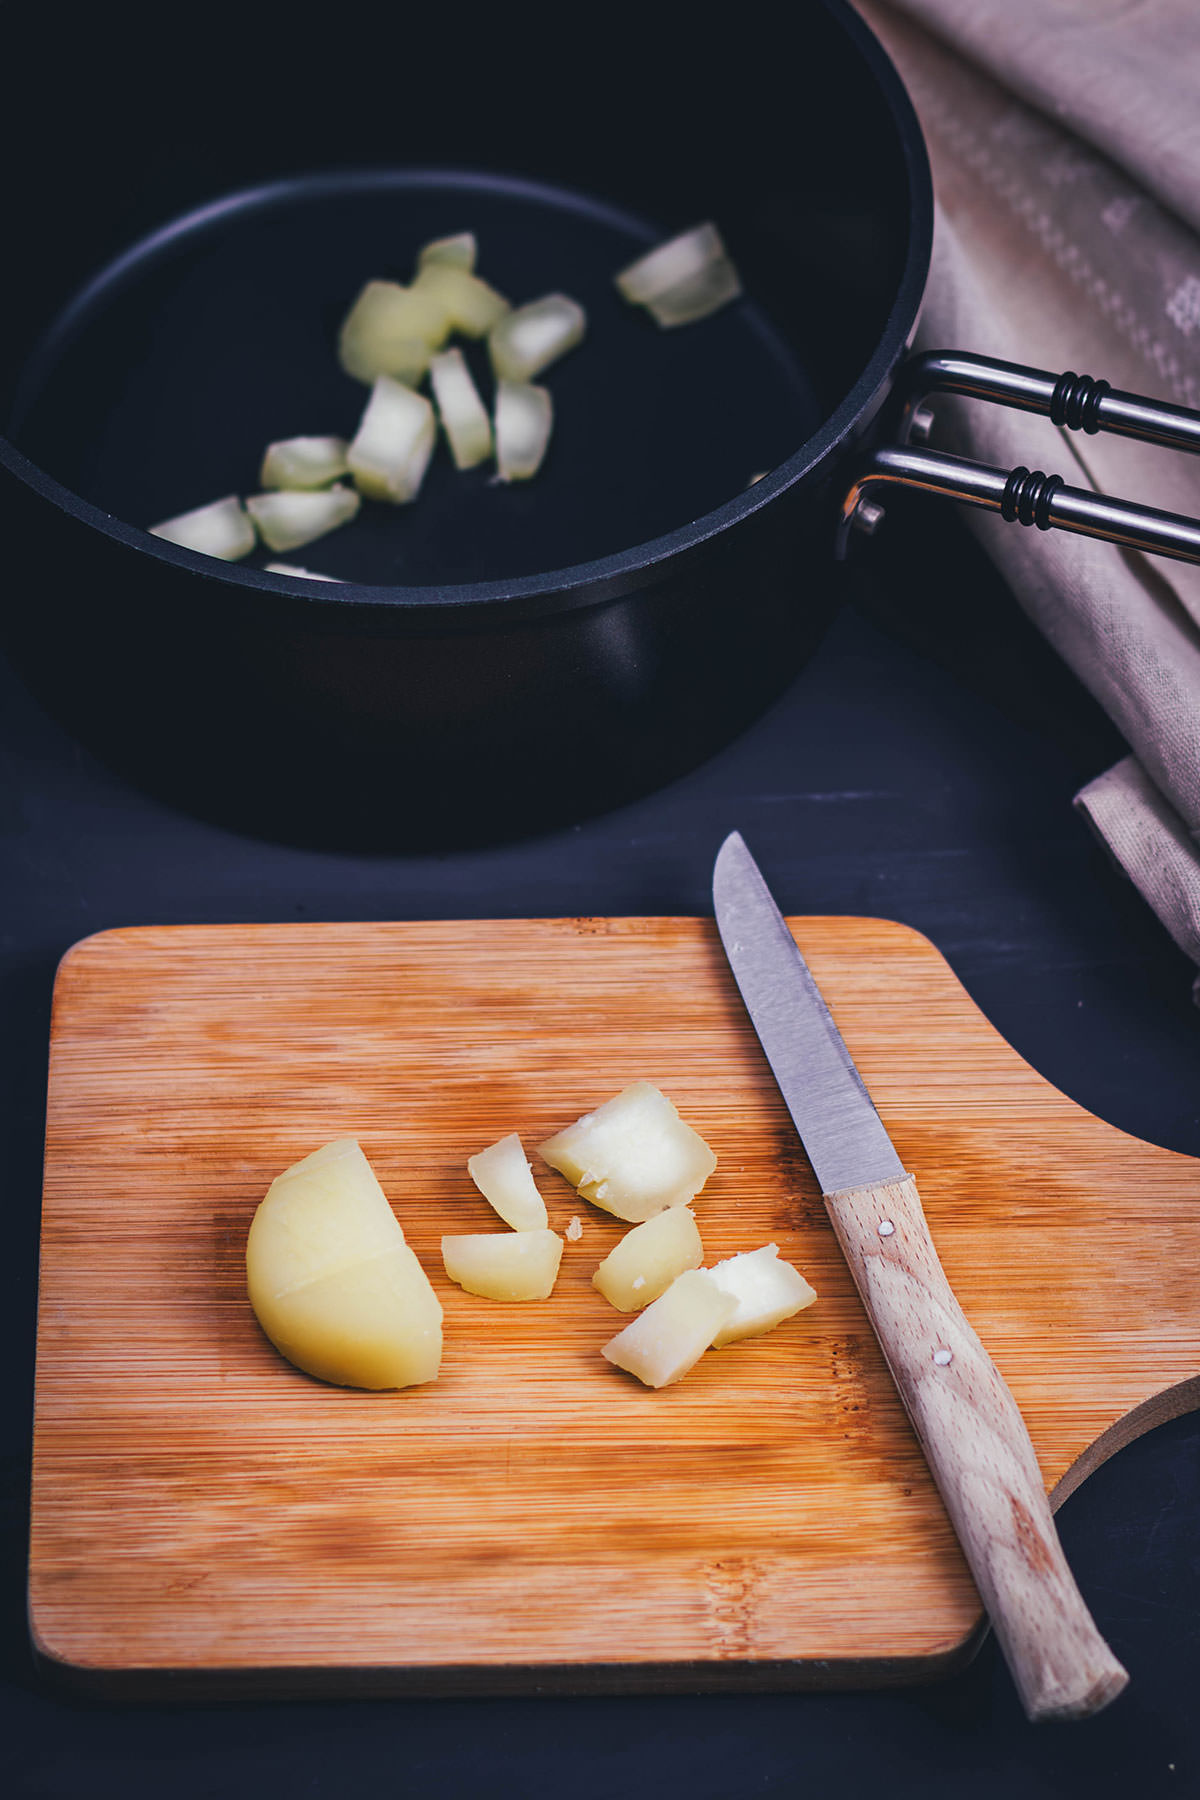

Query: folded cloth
left=854, top=0, right=1200, bottom=994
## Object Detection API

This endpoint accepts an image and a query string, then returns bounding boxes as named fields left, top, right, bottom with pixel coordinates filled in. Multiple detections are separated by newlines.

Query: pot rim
left=0, top=0, right=932, bottom=628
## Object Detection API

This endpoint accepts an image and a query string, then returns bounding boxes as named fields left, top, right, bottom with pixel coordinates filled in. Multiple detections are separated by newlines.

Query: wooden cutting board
left=28, top=917, right=1200, bottom=1696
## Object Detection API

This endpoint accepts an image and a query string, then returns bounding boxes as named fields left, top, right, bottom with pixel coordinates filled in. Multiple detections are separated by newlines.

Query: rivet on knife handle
left=823, top=1171, right=1128, bottom=1722
left=712, top=830, right=1128, bottom=1721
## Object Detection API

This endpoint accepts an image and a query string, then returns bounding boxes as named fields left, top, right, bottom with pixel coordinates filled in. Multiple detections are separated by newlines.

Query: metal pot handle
left=836, top=350, right=1200, bottom=565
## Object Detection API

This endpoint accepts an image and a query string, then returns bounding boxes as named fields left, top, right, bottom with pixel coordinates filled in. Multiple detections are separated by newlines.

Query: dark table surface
left=3, top=499, right=1198, bottom=1799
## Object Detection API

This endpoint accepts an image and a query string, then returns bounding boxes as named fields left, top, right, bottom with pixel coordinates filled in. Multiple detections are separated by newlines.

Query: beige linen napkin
left=854, top=1, right=1200, bottom=995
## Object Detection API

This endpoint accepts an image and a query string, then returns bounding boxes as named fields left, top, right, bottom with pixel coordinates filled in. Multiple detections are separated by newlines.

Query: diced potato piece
left=467, top=1132, right=548, bottom=1230
left=259, top=435, right=350, bottom=490
left=488, top=293, right=585, bottom=381
left=415, top=264, right=510, bottom=338
left=493, top=379, right=552, bottom=482
left=245, top=484, right=360, bottom=553
left=540, top=1082, right=717, bottom=1222
left=348, top=376, right=436, bottom=503
left=417, top=231, right=477, bottom=273
left=707, top=1244, right=817, bottom=1346
left=601, top=1269, right=734, bottom=1388
left=441, top=1228, right=563, bottom=1301
left=246, top=1138, right=442, bottom=1389
left=337, top=279, right=450, bottom=385
left=430, top=347, right=494, bottom=470
left=592, top=1206, right=703, bottom=1312
left=149, top=494, right=255, bottom=561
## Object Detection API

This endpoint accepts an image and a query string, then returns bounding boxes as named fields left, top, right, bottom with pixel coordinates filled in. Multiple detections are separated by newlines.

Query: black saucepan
left=2, top=3, right=1196, bottom=849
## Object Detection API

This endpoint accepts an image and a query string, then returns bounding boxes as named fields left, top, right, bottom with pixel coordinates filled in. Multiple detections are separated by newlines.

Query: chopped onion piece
left=430, top=347, right=493, bottom=470
left=643, top=257, right=743, bottom=328
left=493, top=380, right=552, bottom=482
left=245, top=484, right=360, bottom=553
left=488, top=293, right=585, bottom=381
left=149, top=494, right=255, bottom=561
left=416, top=231, right=477, bottom=273
left=337, top=279, right=450, bottom=384
left=260, top=435, right=350, bottom=491
left=615, top=222, right=732, bottom=305
left=414, top=264, right=510, bottom=338
left=264, top=562, right=343, bottom=581
left=348, top=375, right=436, bottom=504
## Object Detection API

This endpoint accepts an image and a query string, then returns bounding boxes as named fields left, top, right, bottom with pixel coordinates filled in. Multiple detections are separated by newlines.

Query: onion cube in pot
left=441, top=1228, right=564, bottom=1301
left=149, top=493, right=256, bottom=561
left=259, top=435, right=350, bottom=491
left=488, top=293, right=586, bottom=381
left=337, top=279, right=451, bottom=385
left=245, top=484, right=360, bottom=554
left=601, top=1268, right=735, bottom=1388
left=263, top=562, right=343, bottom=580
left=614, top=221, right=742, bottom=326
left=416, top=231, right=477, bottom=273
left=415, top=264, right=510, bottom=339
left=348, top=376, right=436, bottom=504
left=493, top=380, right=553, bottom=482
left=643, top=257, right=743, bottom=328
left=430, top=347, right=494, bottom=470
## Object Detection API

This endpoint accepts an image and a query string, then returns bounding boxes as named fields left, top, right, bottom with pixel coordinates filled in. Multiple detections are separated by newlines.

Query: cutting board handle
left=823, top=1173, right=1129, bottom=1722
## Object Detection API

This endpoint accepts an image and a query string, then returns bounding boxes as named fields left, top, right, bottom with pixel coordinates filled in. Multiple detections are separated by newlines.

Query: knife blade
left=712, top=829, right=1128, bottom=1722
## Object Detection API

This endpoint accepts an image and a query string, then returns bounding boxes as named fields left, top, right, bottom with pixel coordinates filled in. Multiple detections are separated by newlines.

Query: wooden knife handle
left=822, top=1173, right=1129, bottom=1722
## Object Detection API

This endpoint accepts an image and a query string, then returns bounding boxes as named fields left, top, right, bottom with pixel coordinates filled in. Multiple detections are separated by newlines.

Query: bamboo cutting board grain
left=28, top=917, right=1200, bottom=1695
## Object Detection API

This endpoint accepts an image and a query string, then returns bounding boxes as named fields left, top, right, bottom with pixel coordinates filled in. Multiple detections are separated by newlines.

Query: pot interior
left=0, top=4, right=923, bottom=597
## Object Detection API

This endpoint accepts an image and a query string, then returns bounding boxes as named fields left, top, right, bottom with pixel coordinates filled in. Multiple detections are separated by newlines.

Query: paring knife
left=712, top=829, right=1129, bottom=1723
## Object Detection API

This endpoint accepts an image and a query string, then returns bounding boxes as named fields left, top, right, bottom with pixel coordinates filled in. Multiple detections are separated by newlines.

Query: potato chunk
left=592, top=1206, right=703, bottom=1311
left=441, top=1229, right=563, bottom=1301
left=706, top=1244, right=817, bottom=1347
left=601, top=1269, right=734, bottom=1388
left=467, top=1133, right=548, bottom=1231
left=246, top=1138, right=442, bottom=1390
left=539, top=1082, right=717, bottom=1222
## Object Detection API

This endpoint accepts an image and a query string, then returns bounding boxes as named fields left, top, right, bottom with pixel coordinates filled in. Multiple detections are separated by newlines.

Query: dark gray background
left=2, top=499, right=1197, bottom=1798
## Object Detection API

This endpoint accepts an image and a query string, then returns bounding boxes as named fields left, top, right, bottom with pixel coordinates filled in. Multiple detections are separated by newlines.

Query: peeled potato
left=246, top=1138, right=442, bottom=1390
left=601, top=1269, right=735, bottom=1388
left=539, top=1082, right=717, bottom=1222
left=467, top=1132, right=548, bottom=1230
left=592, top=1206, right=703, bottom=1311
left=706, top=1244, right=817, bottom=1346
left=441, top=1228, right=563, bottom=1301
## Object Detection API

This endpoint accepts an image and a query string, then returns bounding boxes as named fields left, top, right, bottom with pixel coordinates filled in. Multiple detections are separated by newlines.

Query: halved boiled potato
left=441, top=1228, right=563, bottom=1301
left=246, top=1138, right=442, bottom=1390
left=707, top=1244, right=817, bottom=1346
left=601, top=1269, right=734, bottom=1388
left=539, top=1082, right=717, bottom=1222
left=592, top=1205, right=703, bottom=1311
left=467, top=1132, right=547, bottom=1230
